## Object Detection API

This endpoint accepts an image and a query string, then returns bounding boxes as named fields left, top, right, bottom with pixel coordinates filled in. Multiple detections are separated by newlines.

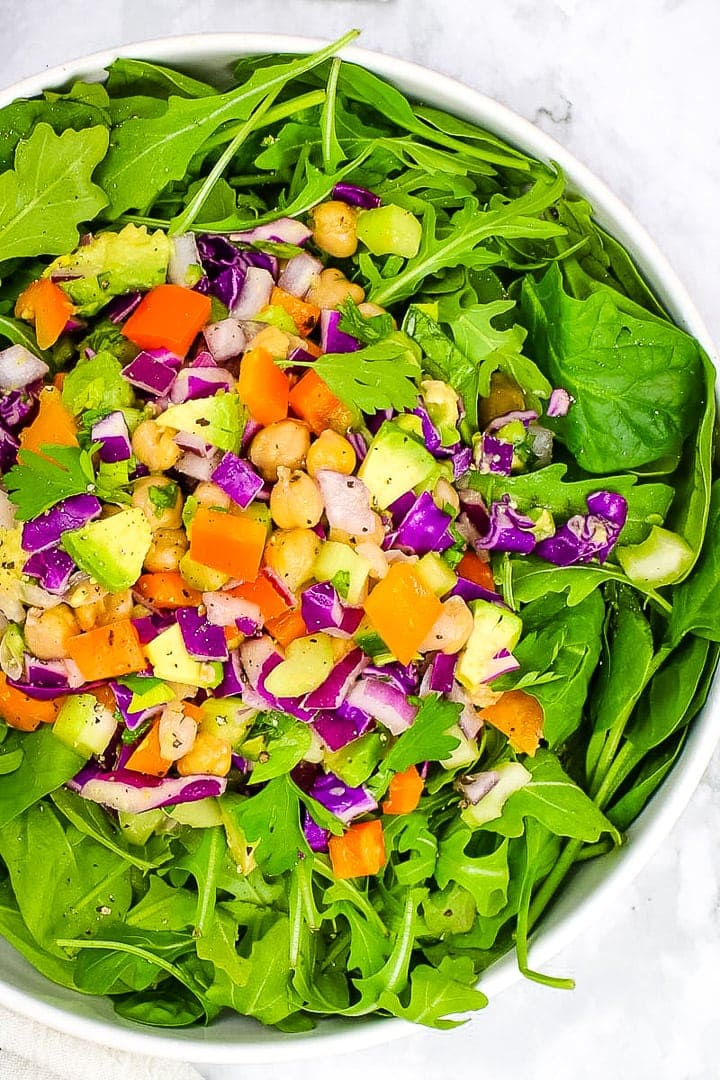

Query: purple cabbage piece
left=473, top=496, right=537, bottom=555
left=451, top=445, right=473, bottom=479
left=535, top=491, right=628, bottom=566
left=451, top=576, right=504, bottom=606
left=332, top=182, right=381, bottom=209
left=170, top=367, right=235, bottom=403
left=300, top=582, right=364, bottom=638
left=302, top=809, right=330, bottom=852
left=287, top=345, right=318, bottom=366
left=312, top=700, right=374, bottom=751
left=131, top=612, right=175, bottom=645
left=23, top=545, right=76, bottom=594
left=211, top=452, right=264, bottom=509
left=425, top=652, right=457, bottom=694
left=303, top=649, right=367, bottom=710
left=0, top=388, right=37, bottom=431
left=363, top=662, right=418, bottom=694
left=320, top=309, right=360, bottom=354
left=197, top=234, right=241, bottom=268
left=240, top=249, right=279, bottom=277
left=211, top=265, right=247, bottom=310
left=346, top=431, right=368, bottom=464
left=457, top=489, right=491, bottom=535
left=392, top=491, right=453, bottom=555
left=106, top=292, right=142, bottom=324
left=547, top=388, right=573, bottom=418
left=109, top=680, right=165, bottom=732
left=90, top=411, right=132, bottom=463
left=24, top=657, right=71, bottom=689
left=176, top=606, right=229, bottom=661
left=21, top=494, right=102, bottom=553
left=67, top=767, right=227, bottom=812
left=474, top=434, right=513, bottom=476
left=309, top=772, right=377, bottom=824
left=122, top=351, right=177, bottom=396
left=216, top=650, right=246, bottom=698
left=0, top=422, right=19, bottom=471
left=366, top=408, right=394, bottom=435
left=411, top=406, right=443, bottom=454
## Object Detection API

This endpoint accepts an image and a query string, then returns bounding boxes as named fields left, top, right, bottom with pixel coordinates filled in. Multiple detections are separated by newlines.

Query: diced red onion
left=486, top=409, right=538, bottom=433
left=24, top=656, right=71, bottom=689
left=230, top=218, right=312, bottom=246
left=174, top=451, right=220, bottom=481
left=363, top=662, right=418, bottom=694
left=169, top=366, right=235, bottom=403
left=90, top=411, right=132, bottom=463
left=106, top=292, right=142, bottom=324
left=421, top=652, right=457, bottom=695
left=176, top=606, right=229, bottom=661
left=449, top=681, right=483, bottom=740
left=131, top=612, right=175, bottom=645
left=481, top=649, right=521, bottom=683
left=203, top=591, right=261, bottom=631
left=315, top=470, right=376, bottom=538
left=277, top=252, right=322, bottom=298
left=300, top=582, right=364, bottom=639
left=122, top=351, right=177, bottom=396
left=456, top=770, right=500, bottom=805
left=320, top=309, right=360, bottom=354
left=21, top=495, right=102, bottom=553
left=346, top=431, right=367, bottom=464
left=168, top=233, right=201, bottom=287
left=347, top=677, right=417, bottom=735
left=67, top=767, right=227, bottom=812
left=240, top=635, right=282, bottom=690
left=229, top=267, right=274, bottom=319
left=211, top=452, right=263, bottom=508
left=0, top=345, right=49, bottom=390
left=547, top=388, right=572, bottom=418
left=303, top=649, right=367, bottom=710
left=204, top=319, right=247, bottom=363
left=173, top=431, right=214, bottom=457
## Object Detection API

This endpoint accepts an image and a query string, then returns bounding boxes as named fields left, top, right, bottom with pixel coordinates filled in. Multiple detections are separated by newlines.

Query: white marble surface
left=1, top=1, right=719, bottom=1077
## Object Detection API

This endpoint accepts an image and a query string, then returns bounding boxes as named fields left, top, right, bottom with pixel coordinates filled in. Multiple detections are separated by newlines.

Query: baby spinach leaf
left=520, top=264, right=703, bottom=473
left=626, top=635, right=711, bottom=754
left=50, top=788, right=166, bottom=872
left=0, top=880, right=79, bottom=989
left=0, top=728, right=86, bottom=828
left=607, top=731, right=687, bottom=832
left=669, top=481, right=720, bottom=645
left=0, top=124, right=108, bottom=267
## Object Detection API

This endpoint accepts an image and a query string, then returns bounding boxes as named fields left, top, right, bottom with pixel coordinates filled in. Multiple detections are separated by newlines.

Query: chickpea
left=177, top=731, right=231, bottom=777
left=132, top=476, right=183, bottom=530
left=419, top=596, right=474, bottom=655
left=249, top=419, right=311, bottom=482
left=132, top=419, right=181, bottom=472
left=433, top=477, right=460, bottom=514
left=66, top=580, right=106, bottom=608
left=24, top=605, right=79, bottom=660
left=263, top=528, right=320, bottom=592
left=306, top=430, right=356, bottom=478
left=249, top=325, right=295, bottom=360
left=144, top=528, right=189, bottom=573
left=270, top=468, right=324, bottom=530
left=75, top=589, right=133, bottom=632
left=306, top=267, right=365, bottom=310
left=193, top=481, right=231, bottom=512
left=158, top=702, right=197, bottom=762
left=310, top=200, right=359, bottom=259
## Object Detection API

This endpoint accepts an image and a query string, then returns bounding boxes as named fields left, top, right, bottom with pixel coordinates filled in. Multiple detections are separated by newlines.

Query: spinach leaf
left=607, top=731, right=687, bottom=831
left=626, top=635, right=711, bottom=754
left=668, top=481, right=720, bottom=645
left=0, top=879, right=79, bottom=989
left=50, top=788, right=166, bottom=872
left=0, top=728, right=86, bottom=828
left=520, top=264, right=703, bottom=472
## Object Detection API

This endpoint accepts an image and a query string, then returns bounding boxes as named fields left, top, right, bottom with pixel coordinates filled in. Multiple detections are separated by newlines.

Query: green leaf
left=0, top=124, right=108, bottom=266
left=50, top=788, right=166, bottom=872
left=384, top=694, right=462, bottom=774
left=4, top=444, right=96, bottom=520
left=230, top=775, right=309, bottom=875
left=520, top=264, right=703, bottom=473
left=509, top=556, right=669, bottom=611
left=61, top=350, right=135, bottom=415
left=207, top=916, right=293, bottom=1025
left=338, top=296, right=394, bottom=344
left=303, top=333, right=421, bottom=416
left=377, top=957, right=487, bottom=1029
left=669, top=481, right=720, bottom=645
left=435, top=829, right=510, bottom=917
left=248, top=720, right=312, bottom=784
left=0, top=727, right=86, bottom=828
left=0, top=880, right=79, bottom=989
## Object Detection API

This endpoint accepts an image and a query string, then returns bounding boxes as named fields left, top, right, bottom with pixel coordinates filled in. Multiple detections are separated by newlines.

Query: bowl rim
left=0, top=31, right=718, bottom=1065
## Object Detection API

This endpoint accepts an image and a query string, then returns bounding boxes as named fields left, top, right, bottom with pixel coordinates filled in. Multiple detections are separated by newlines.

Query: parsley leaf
left=338, top=297, right=394, bottom=345
left=232, top=775, right=309, bottom=875
left=0, top=124, right=108, bottom=268
left=147, top=480, right=180, bottom=516
left=384, top=693, right=462, bottom=773
left=4, top=445, right=95, bottom=520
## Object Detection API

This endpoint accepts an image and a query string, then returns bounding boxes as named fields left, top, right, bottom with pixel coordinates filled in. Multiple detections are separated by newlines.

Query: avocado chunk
left=455, top=599, right=523, bottom=693
left=145, top=623, right=222, bottom=688
left=61, top=507, right=152, bottom=592
left=46, top=224, right=170, bottom=316
left=156, top=391, right=244, bottom=453
left=358, top=419, right=436, bottom=509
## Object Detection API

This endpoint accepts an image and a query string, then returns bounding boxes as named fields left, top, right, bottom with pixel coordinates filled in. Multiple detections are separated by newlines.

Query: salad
left=0, top=31, right=718, bottom=1032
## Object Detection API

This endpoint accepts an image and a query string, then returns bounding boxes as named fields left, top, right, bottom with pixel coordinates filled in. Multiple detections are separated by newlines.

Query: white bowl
left=0, top=33, right=718, bottom=1066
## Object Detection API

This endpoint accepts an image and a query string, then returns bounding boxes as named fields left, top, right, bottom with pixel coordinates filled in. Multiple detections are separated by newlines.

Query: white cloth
left=0, top=1003, right=202, bottom=1080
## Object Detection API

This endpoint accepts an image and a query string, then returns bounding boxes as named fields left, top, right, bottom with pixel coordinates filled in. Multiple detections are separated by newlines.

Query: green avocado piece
left=358, top=419, right=436, bottom=509
left=455, top=599, right=523, bottom=693
left=61, top=507, right=152, bottom=592
left=156, top=391, right=244, bottom=453
left=46, top=224, right=170, bottom=316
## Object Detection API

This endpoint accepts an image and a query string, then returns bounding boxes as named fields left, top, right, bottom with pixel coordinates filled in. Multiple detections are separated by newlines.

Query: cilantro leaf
left=296, top=333, right=421, bottom=416
left=0, top=124, right=108, bottom=268
left=384, top=694, right=462, bottom=773
left=338, top=296, right=395, bottom=345
left=4, top=445, right=95, bottom=520
left=147, top=480, right=180, bottom=516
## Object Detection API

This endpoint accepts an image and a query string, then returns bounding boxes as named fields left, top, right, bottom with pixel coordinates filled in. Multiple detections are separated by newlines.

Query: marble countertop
left=0, top=1, right=718, bottom=1077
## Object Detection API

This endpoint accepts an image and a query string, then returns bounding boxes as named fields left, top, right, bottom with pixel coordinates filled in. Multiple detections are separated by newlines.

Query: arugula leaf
left=435, top=828, right=510, bottom=917
left=403, top=304, right=482, bottom=432
left=0, top=124, right=108, bottom=267
left=384, top=694, right=462, bottom=773
left=4, top=445, right=92, bottom=520
left=378, top=956, right=487, bottom=1029
left=520, top=264, right=703, bottom=472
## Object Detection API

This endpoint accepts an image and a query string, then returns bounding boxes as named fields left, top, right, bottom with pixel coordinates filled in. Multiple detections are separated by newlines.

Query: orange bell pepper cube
left=237, top=345, right=290, bottom=426
left=19, top=387, right=78, bottom=457
left=382, top=765, right=424, bottom=815
left=125, top=718, right=172, bottom=777
left=478, top=689, right=544, bottom=757
left=364, top=563, right=442, bottom=666
left=227, top=570, right=291, bottom=624
left=0, top=672, right=65, bottom=731
left=176, top=730, right=232, bottom=777
left=66, top=619, right=146, bottom=683
left=14, top=278, right=76, bottom=350
left=328, top=819, right=386, bottom=880
left=135, top=572, right=203, bottom=610
left=457, top=551, right=496, bottom=592
left=189, top=507, right=266, bottom=582
left=289, top=369, right=354, bottom=436
left=121, top=284, right=211, bottom=358
left=265, top=606, right=308, bottom=648
left=269, top=286, right=320, bottom=337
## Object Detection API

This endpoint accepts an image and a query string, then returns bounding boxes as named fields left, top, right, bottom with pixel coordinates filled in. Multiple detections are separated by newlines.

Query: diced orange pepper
left=135, top=572, right=203, bottom=610
left=181, top=702, right=205, bottom=724
left=478, top=689, right=544, bottom=756
left=176, top=731, right=232, bottom=777
left=14, top=278, right=76, bottom=350
left=289, top=369, right=353, bottom=435
left=269, top=286, right=320, bottom=337
left=92, top=683, right=118, bottom=713
left=227, top=571, right=291, bottom=623
left=0, top=672, right=64, bottom=731
left=457, top=551, right=496, bottom=592
left=19, top=387, right=78, bottom=457
left=237, top=345, right=290, bottom=426
left=125, top=718, right=172, bottom=777
left=382, top=765, right=424, bottom=815
left=265, top=607, right=308, bottom=648
left=328, top=819, right=386, bottom=879
left=66, top=619, right=146, bottom=682
left=189, top=507, right=266, bottom=582
left=121, top=284, right=211, bottom=357
left=364, top=563, right=442, bottom=666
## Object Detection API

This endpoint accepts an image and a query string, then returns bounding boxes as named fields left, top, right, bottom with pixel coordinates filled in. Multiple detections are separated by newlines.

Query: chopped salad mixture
left=0, top=32, right=718, bottom=1031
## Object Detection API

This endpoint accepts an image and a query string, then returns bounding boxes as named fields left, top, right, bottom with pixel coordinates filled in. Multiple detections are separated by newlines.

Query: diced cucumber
left=199, top=697, right=255, bottom=746
left=243, top=501, right=272, bottom=537
left=353, top=618, right=395, bottom=663
left=356, top=204, right=422, bottom=258
left=169, top=797, right=223, bottom=828
left=616, top=525, right=694, bottom=587
left=455, top=600, right=523, bottom=693
left=440, top=724, right=478, bottom=771
left=461, top=762, right=531, bottom=828
left=417, top=552, right=457, bottom=597
left=53, top=693, right=117, bottom=757
left=263, top=633, right=335, bottom=697
left=117, top=808, right=165, bottom=845
left=313, top=541, right=372, bottom=606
